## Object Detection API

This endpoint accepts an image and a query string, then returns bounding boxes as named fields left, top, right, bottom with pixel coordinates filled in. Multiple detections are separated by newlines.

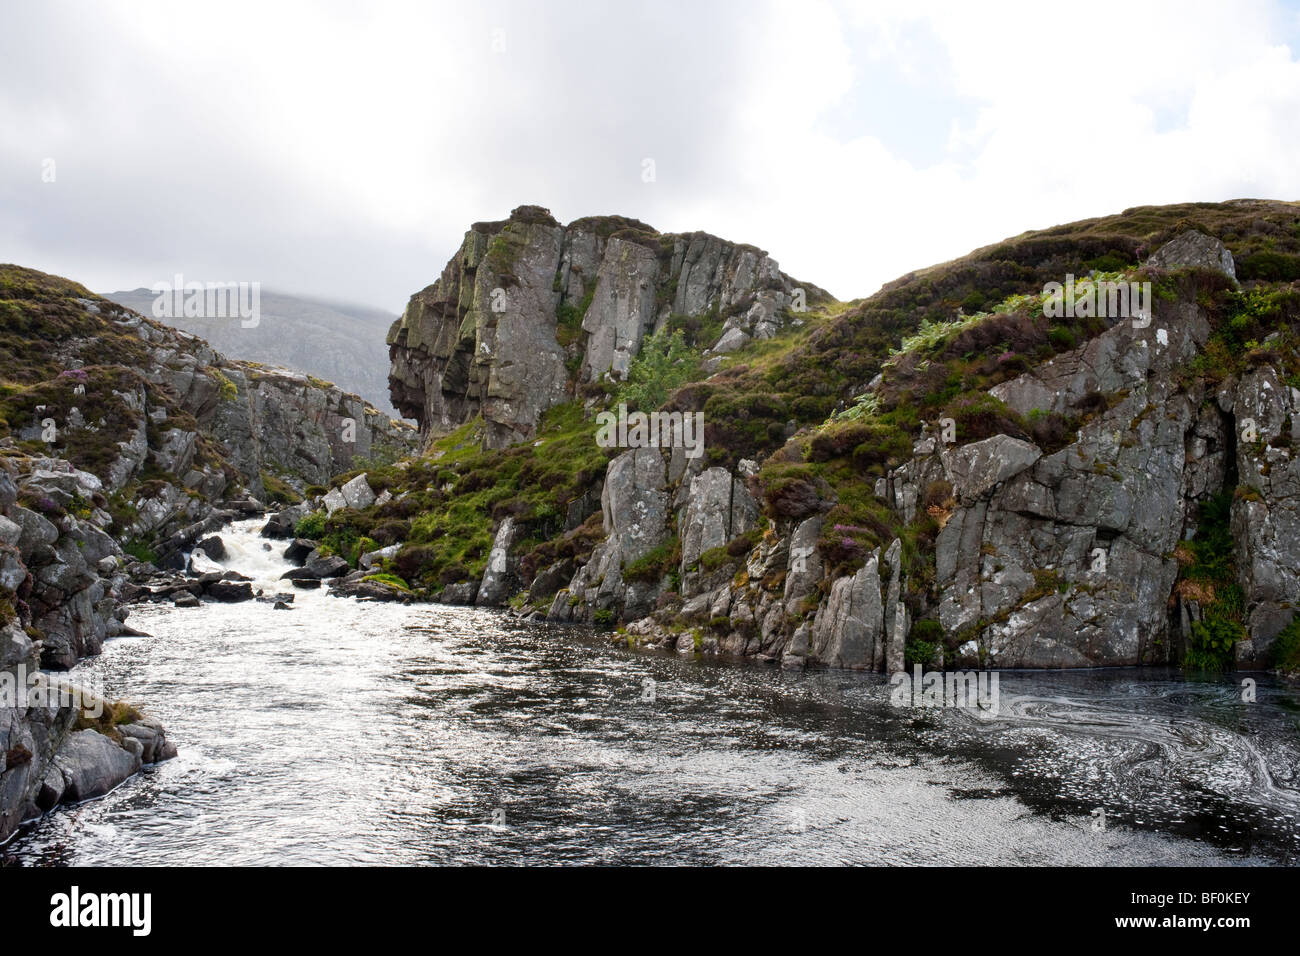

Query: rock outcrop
left=531, top=227, right=1300, bottom=675
left=0, top=457, right=177, bottom=843
left=0, top=267, right=417, bottom=841
left=388, top=205, right=816, bottom=449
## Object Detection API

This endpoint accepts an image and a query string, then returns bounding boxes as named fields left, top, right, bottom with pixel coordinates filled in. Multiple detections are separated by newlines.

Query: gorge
left=3, top=198, right=1300, bottom=862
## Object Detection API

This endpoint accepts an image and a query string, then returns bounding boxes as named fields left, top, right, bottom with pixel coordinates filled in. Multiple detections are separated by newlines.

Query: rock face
left=103, top=287, right=402, bottom=418
left=0, top=269, right=416, bottom=570
left=1145, top=229, right=1237, bottom=281
left=538, top=228, right=1298, bottom=675
left=388, top=205, right=814, bottom=448
left=550, top=447, right=672, bottom=623
left=0, top=613, right=177, bottom=842
left=1228, top=365, right=1300, bottom=659
left=212, top=366, right=416, bottom=490
left=809, top=551, right=887, bottom=669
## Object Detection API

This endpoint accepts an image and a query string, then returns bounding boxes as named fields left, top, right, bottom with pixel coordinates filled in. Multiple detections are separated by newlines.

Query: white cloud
left=1, top=0, right=1297, bottom=308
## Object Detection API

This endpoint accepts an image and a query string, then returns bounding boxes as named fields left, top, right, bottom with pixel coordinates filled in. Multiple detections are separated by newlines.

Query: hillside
left=279, top=200, right=1300, bottom=679
left=0, top=269, right=416, bottom=839
left=103, top=287, right=402, bottom=418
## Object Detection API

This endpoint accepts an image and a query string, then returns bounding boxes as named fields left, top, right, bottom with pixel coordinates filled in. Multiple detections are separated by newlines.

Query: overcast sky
left=3, top=0, right=1300, bottom=311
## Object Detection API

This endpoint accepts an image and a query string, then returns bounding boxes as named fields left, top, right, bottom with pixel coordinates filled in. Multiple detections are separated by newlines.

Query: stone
left=438, top=581, right=479, bottom=605
left=1145, top=230, right=1236, bottom=280
left=809, top=550, right=885, bottom=670
left=281, top=554, right=349, bottom=581
left=283, top=538, right=316, bottom=564
left=340, top=474, right=376, bottom=511
left=205, top=580, right=254, bottom=602
left=196, top=534, right=225, bottom=561
left=52, top=730, right=141, bottom=802
left=476, top=517, right=520, bottom=606
left=943, top=435, right=1042, bottom=504
left=359, top=543, right=401, bottom=569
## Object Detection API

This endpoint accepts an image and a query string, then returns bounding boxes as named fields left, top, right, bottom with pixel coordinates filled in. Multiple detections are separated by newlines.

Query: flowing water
left=6, top=519, right=1300, bottom=865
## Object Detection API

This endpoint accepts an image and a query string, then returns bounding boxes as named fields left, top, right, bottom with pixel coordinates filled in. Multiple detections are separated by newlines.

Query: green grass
left=360, top=572, right=411, bottom=592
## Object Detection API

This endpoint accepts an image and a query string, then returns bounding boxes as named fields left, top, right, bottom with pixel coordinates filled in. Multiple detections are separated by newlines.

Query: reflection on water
left=6, top=519, right=1299, bottom=865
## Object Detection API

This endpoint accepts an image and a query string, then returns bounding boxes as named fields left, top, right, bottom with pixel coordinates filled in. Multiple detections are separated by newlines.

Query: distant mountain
left=102, top=287, right=402, bottom=418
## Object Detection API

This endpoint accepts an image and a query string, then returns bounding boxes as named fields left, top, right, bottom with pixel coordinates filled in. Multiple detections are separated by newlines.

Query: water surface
left=8, top=519, right=1299, bottom=865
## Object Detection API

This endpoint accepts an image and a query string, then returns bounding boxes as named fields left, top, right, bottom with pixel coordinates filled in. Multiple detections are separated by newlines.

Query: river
left=6, top=518, right=1299, bottom=865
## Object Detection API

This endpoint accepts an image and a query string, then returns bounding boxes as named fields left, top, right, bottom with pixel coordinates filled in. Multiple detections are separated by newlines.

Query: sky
left=2, top=0, right=1300, bottom=311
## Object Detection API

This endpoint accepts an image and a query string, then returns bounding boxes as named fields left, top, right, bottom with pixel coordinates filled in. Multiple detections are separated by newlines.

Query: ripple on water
left=5, top=518, right=1299, bottom=865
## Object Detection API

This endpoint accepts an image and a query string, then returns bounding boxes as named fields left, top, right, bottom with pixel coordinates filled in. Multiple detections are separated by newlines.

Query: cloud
left=1, top=0, right=1298, bottom=309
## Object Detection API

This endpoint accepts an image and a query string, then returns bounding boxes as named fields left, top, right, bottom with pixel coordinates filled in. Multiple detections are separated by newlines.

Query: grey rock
left=809, top=550, right=885, bottom=669
left=438, top=581, right=479, bottom=605
left=52, top=730, right=140, bottom=802
left=477, top=516, right=520, bottom=606
left=340, top=473, right=376, bottom=511
left=283, top=538, right=316, bottom=564
left=1146, top=230, right=1236, bottom=280
left=204, top=580, right=254, bottom=602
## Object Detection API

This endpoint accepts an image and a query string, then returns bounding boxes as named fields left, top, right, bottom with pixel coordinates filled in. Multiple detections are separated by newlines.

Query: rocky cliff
left=0, top=266, right=416, bottom=841
left=387, top=205, right=825, bottom=449
left=546, top=223, right=1300, bottom=674
left=104, top=287, right=403, bottom=418
left=285, top=201, right=1300, bottom=680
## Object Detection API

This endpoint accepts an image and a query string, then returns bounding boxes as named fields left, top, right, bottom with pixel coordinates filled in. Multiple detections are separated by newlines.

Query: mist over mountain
left=101, top=287, right=402, bottom=418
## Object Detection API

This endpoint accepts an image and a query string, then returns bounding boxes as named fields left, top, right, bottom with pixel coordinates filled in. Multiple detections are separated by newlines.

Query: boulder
left=438, top=581, right=479, bottom=605
left=195, top=534, right=226, bottom=561
left=281, top=553, right=350, bottom=581
left=322, top=487, right=348, bottom=515
left=528, top=558, right=574, bottom=603
left=476, top=517, right=520, bottom=606
left=1146, top=230, right=1236, bottom=279
left=205, top=580, right=254, bottom=602
left=283, top=538, right=316, bottom=564
left=52, top=730, right=140, bottom=802
left=340, top=474, right=376, bottom=511
left=359, top=543, right=401, bottom=569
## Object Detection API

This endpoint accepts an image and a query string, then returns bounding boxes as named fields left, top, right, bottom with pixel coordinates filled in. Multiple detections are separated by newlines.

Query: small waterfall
left=211, top=517, right=302, bottom=595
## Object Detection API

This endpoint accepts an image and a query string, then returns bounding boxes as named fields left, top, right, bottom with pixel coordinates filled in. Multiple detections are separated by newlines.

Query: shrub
left=370, top=519, right=410, bottom=546
left=616, top=329, right=700, bottom=413
left=624, top=538, right=679, bottom=584
left=1272, top=618, right=1300, bottom=673
left=438, top=562, right=470, bottom=586
left=295, top=512, right=326, bottom=539
left=942, top=392, right=1028, bottom=443
left=763, top=475, right=820, bottom=520
left=905, top=619, right=943, bottom=665
left=393, top=544, right=436, bottom=583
